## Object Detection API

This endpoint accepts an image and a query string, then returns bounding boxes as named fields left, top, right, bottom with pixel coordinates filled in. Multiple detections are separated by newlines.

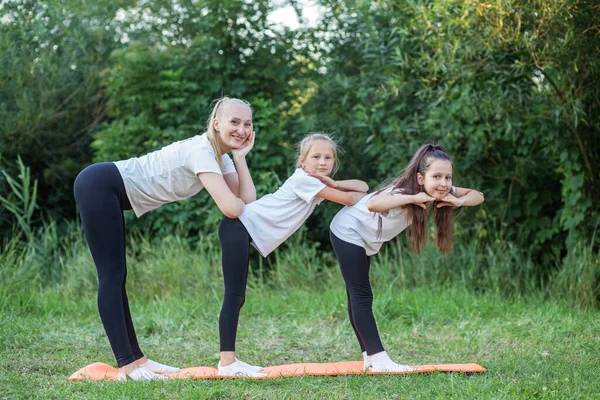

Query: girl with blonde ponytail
left=217, top=133, right=369, bottom=377
left=329, top=144, right=484, bottom=372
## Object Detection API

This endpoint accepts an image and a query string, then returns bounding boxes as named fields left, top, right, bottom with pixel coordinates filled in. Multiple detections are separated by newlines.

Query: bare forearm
left=336, top=179, right=369, bottom=193
left=316, top=187, right=367, bottom=206
left=233, top=156, right=256, bottom=203
left=456, top=188, right=484, bottom=207
left=367, top=194, right=415, bottom=212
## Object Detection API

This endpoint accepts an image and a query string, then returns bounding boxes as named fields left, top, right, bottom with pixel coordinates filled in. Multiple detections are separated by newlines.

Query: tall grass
left=369, top=236, right=541, bottom=297
left=1, top=156, right=596, bottom=309
left=550, top=242, right=600, bottom=309
left=0, top=221, right=597, bottom=311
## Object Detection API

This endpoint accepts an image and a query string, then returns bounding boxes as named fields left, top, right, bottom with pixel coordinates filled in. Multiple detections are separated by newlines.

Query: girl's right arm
left=367, top=192, right=434, bottom=212
left=436, top=187, right=484, bottom=208
left=308, top=173, right=369, bottom=193
left=316, top=187, right=367, bottom=206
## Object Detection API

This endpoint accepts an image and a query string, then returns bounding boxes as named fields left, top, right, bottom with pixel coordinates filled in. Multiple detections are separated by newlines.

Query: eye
left=230, top=120, right=238, bottom=124
left=245, top=123, right=252, bottom=127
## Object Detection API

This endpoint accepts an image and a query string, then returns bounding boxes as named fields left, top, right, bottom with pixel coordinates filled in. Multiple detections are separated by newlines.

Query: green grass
left=1, top=285, right=599, bottom=399
left=1, top=224, right=599, bottom=398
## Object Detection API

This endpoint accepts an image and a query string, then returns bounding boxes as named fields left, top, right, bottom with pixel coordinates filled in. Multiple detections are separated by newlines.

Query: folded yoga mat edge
left=69, top=361, right=487, bottom=381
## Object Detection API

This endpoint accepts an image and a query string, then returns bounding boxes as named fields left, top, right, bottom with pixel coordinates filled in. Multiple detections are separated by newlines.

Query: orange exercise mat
left=69, top=361, right=487, bottom=381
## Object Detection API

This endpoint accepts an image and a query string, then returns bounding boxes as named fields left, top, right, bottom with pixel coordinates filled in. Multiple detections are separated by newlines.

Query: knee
left=349, top=291, right=373, bottom=307
left=97, top=269, right=126, bottom=291
left=223, top=293, right=246, bottom=310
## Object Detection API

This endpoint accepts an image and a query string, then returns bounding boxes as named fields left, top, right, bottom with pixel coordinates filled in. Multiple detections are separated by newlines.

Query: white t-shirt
left=239, top=168, right=326, bottom=257
left=330, top=188, right=411, bottom=256
left=114, top=134, right=236, bottom=217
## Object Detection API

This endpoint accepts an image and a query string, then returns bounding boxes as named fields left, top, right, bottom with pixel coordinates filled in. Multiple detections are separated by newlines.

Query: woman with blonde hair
left=74, top=97, right=256, bottom=381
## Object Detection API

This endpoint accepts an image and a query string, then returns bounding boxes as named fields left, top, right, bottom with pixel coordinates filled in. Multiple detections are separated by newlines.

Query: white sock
left=218, top=360, right=266, bottom=377
left=138, top=359, right=180, bottom=374
left=235, top=357, right=263, bottom=372
left=370, top=351, right=412, bottom=372
left=362, top=351, right=372, bottom=370
left=118, top=367, right=172, bottom=381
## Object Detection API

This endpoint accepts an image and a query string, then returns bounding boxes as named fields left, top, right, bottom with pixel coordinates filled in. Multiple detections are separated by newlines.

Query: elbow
left=472, top=191, right=485, bottom=206
left=222, top=200, right=244, bottom=218
left=223, top=210, right=242, bottom=219
left=366, top=198, right=377, bottom=212
left=344, top=199, right=357, bottom=206
left=347, top=192, right=366, bottom=206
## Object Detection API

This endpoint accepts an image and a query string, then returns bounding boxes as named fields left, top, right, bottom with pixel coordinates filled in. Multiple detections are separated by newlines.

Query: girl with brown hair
left=328, top=144, right=484, bottom=372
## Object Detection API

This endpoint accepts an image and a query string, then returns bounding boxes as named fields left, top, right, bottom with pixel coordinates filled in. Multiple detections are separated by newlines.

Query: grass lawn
left=1, top=286, right=599, bottom=399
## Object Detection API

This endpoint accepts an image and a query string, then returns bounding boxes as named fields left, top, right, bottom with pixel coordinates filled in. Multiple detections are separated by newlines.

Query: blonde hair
left=205, top=97, right=253, bottom=167
left=295, top=133, right=340, bottom=175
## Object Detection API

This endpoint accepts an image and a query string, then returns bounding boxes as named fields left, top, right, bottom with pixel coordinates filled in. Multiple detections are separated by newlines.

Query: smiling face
left=213, top=103, right=253, bottom=152
left=299, top=140, right=336, bottom=176
left=417, top=159, right=453, bottom=200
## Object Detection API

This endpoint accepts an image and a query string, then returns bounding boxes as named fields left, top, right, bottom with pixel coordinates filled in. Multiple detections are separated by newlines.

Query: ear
left=416, top=172, right=424, bottom=186
left=213, top=118, right=220, bottom=131
left=297, top=155, right=305, bottom=168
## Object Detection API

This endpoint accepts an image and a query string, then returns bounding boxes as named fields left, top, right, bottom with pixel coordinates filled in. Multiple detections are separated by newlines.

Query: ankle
left=135, top=356, right=148, bottom=366
left=119, top=361, right=139, bottom=375
left=220, top=351, right=236, bottom=367
left=370, top=351, right=389, bottom=363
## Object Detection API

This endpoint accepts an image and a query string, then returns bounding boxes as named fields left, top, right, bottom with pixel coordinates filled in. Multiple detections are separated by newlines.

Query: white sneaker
left=117, top=367, right=172, bottom=381
left=371, top=363, right=413, bottom=373
left=138, top=359, right=180, bottom=374
left=370, top=351, right=415, bottom=372
left=218, top=361, right=266, bottom=377
left=362, top=352, right=372, bottom=370
left=235, top=358, right=263, bottom=372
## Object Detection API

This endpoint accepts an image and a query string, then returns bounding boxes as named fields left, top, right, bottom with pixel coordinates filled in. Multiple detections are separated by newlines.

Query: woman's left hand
left=308, top=173, right=338, bottom=188
left=436, top=193, right=464, bottom=208
left=232, top=130, right=255, bottom=159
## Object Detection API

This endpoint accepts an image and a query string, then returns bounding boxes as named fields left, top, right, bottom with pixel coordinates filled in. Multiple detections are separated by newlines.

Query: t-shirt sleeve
left=291, top=173, right=327, bottom=203
left=221, top=154, right=237, bottom=175
left=183, top=142, right=223, bottom=176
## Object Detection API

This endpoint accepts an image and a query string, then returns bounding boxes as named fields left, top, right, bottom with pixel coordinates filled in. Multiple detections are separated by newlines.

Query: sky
left=267, top=0, right=322, bottom=30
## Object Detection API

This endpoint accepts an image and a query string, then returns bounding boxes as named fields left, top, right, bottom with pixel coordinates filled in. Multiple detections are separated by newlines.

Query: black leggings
left=218, top=216, right=252, bottom=352
left=330, top=230, right=385, bottom=355
left=73, top=162, right=143, bottom=367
